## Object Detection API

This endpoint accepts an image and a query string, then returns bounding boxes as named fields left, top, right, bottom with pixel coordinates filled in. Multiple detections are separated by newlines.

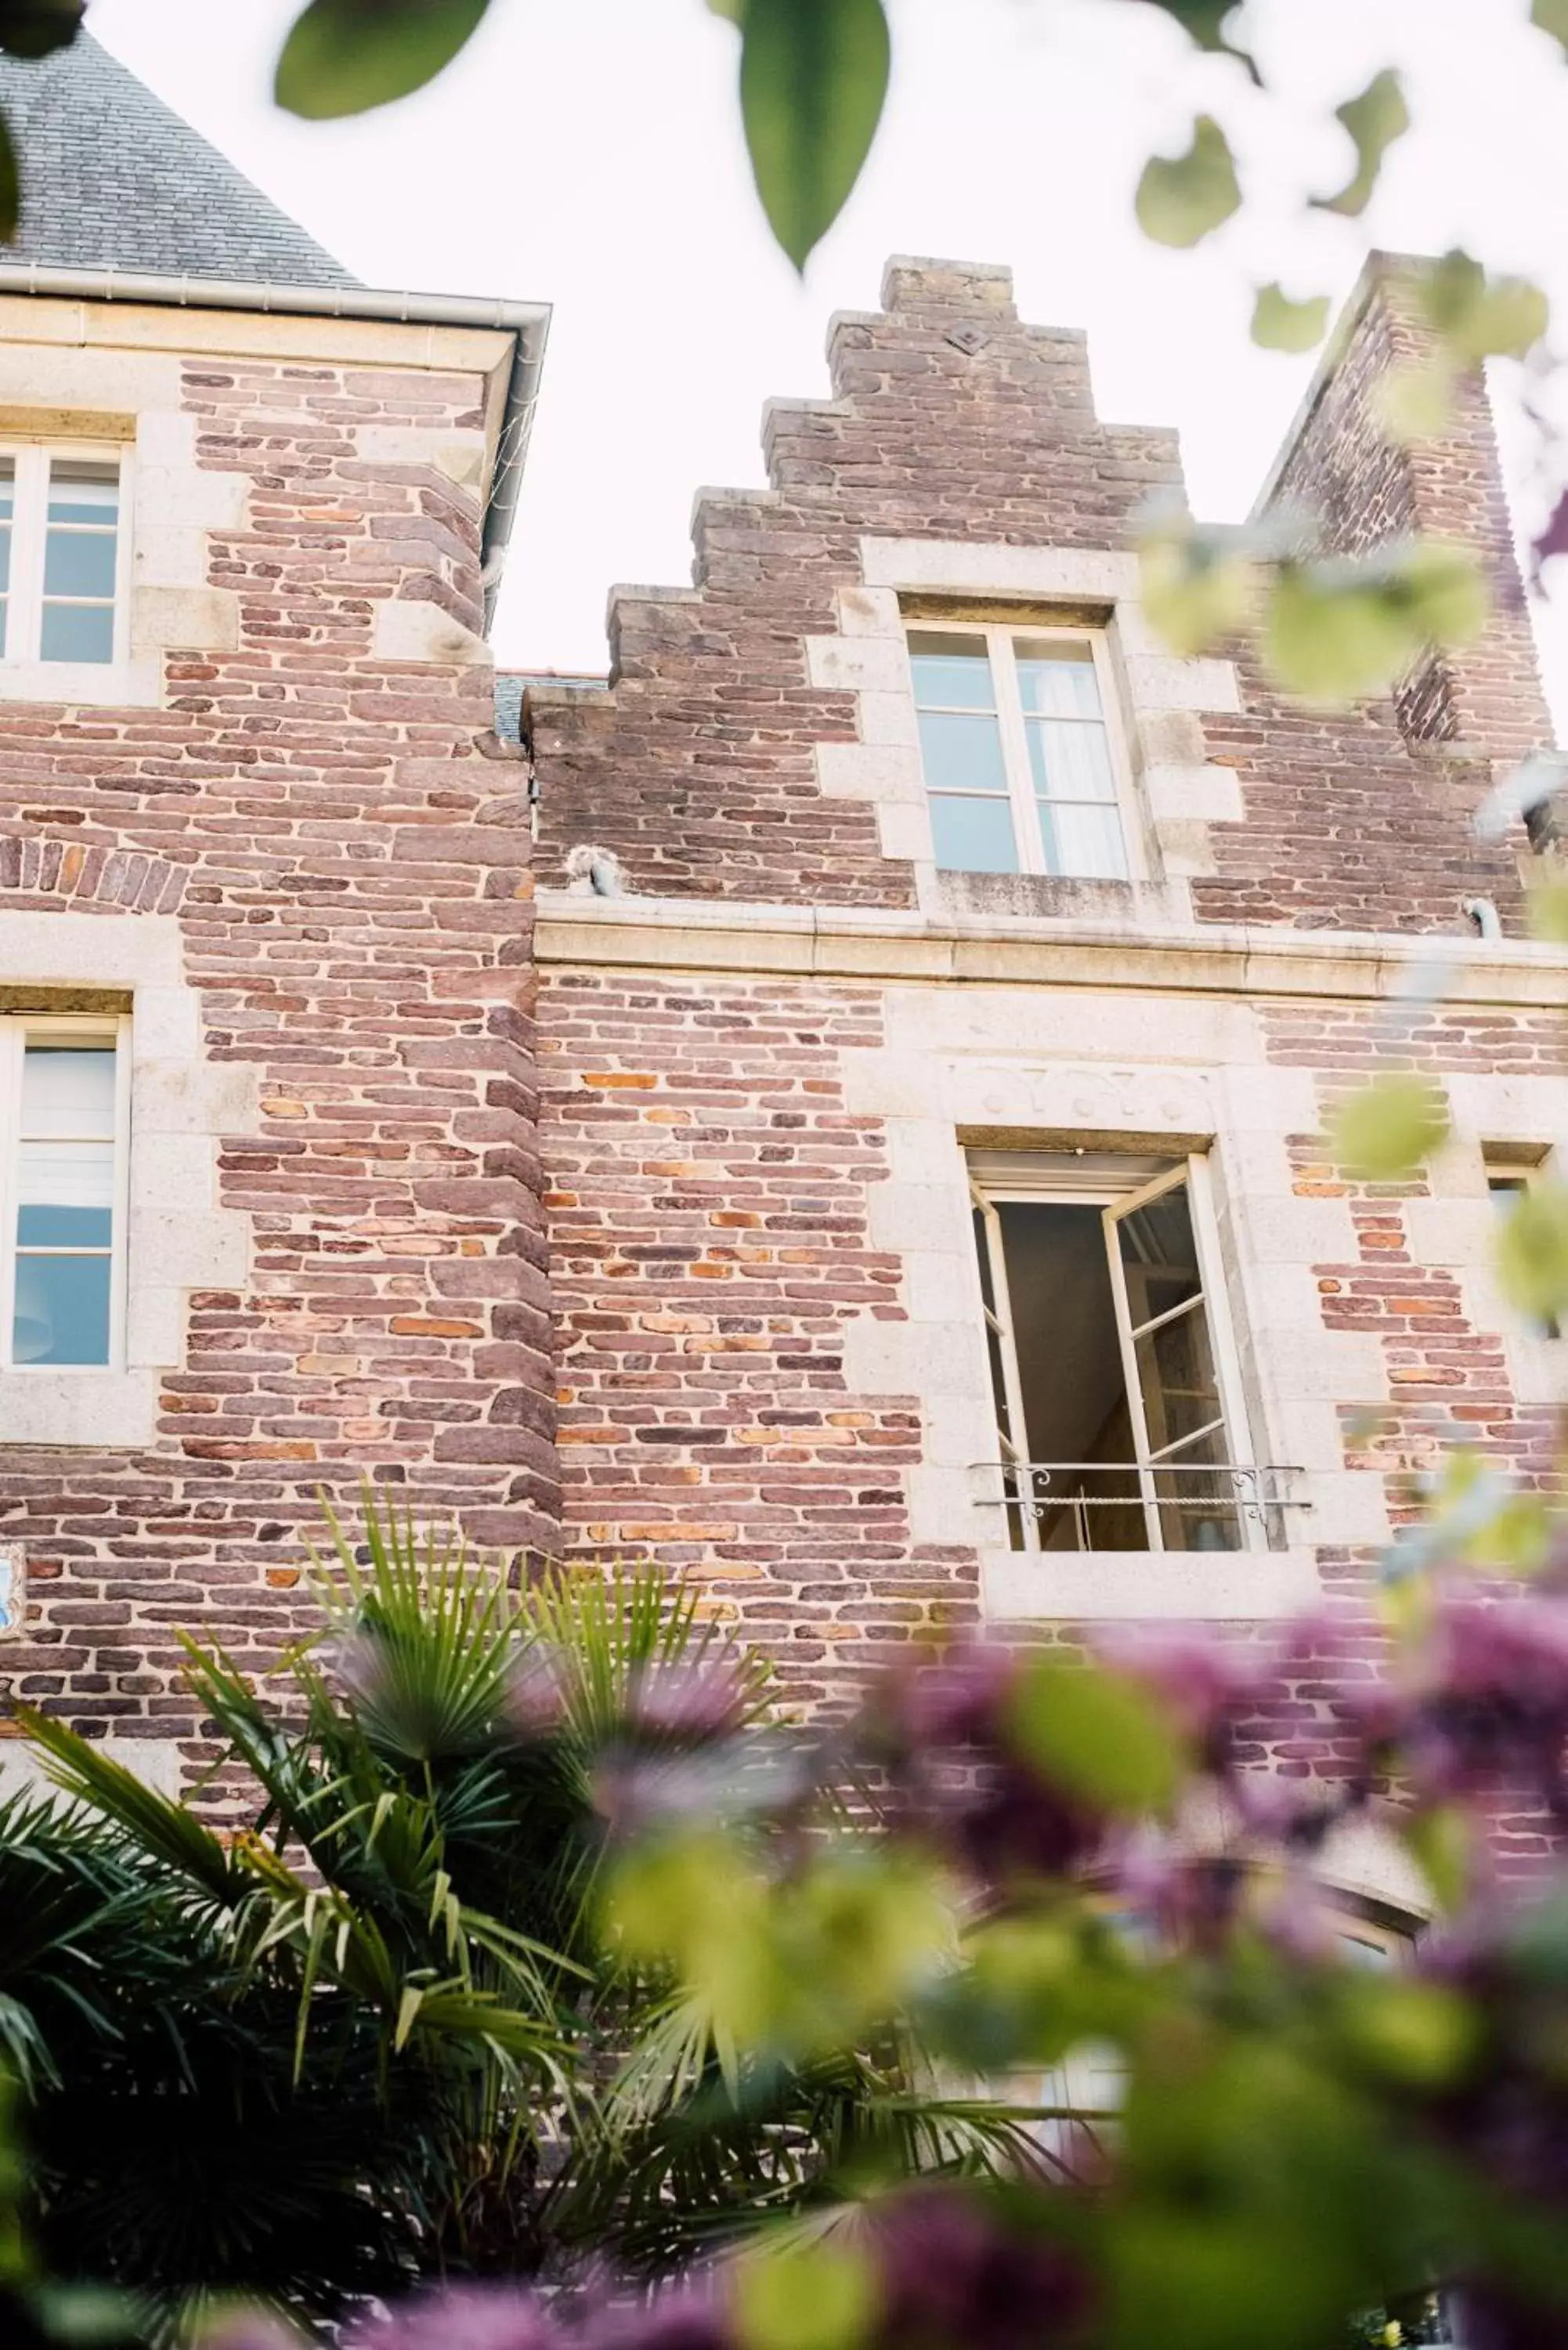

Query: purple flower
left=343, top=2285, right=562, bottom=2350
left=623, top=1659, right=750, bottom=1744
left=866, top=2185, right=1091, bottom=2350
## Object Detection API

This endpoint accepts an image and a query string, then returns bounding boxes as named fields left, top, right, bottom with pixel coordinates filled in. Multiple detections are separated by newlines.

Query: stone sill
left=534, top=890, right=1568, bottom=1009
left=982, top=1546, right=1323, bottom=1622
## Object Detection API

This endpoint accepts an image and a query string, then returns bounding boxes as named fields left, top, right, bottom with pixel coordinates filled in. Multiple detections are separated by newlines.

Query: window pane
left=1039, top=801, right=1129, bottom=881
left=47, top=466, right=119, bottom=525
left=40, top=602, right=115, bottom=663
left=1151, top=1424, right=1241, bottom=1552
left=12, top=1252, right=111, bottom=1365
left=21, top=1044, right=116, bottom=1136
left=16, top=1138, right=114, bottom=1216
left=1026, top=716, right=1117, bottom=804
left=1135, top=1305, right=1223, bottom=1452
left=44, top=528, right=117, bottom=601
left=916, top=708, right=1009, bottom=794
left=930, top=794, right=1019, bottom=873
left=909, top=631, right=996, bottom=710
left=1016, top=640, right=1103, bottom=719
left=1115, top=1182, right=1203, bottom=1329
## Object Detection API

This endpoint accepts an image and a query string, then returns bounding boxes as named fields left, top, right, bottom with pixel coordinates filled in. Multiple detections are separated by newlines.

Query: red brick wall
left=526, top=257, right=1545, bottom=933
left=541, top=966, right=977, bottom=1713
left=0, top=345, right=555, bottom=1776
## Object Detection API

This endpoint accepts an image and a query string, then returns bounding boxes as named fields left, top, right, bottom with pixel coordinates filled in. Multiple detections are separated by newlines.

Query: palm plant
left=0, top=1503, right=1017, bottom=2339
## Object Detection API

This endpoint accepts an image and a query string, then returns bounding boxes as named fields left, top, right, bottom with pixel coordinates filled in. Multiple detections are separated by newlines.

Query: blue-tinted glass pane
left=0, top=597, right=8, bottom=656
left=46, top=469, right=118, bottom=525
left=1039, top=801, right=1128, bottom=880
left=22, top=1047, right=115, bottom=1136
left=0, top=531, right=11, bottom=595
left=918, top=708, right=1009, bottom=794
left=44, top=529, right=117, bottom=600
left=12, top=1253, right=110, bottom=1365
left=909, top=632, right=996, bottom=710
left=17, top=1204, right=113, bottom=1248
left=930, top=794, right=1019, bottom=873
left=1016, top=640, right=1103, bottom=718
left=40, top=602, right=114, bottom=663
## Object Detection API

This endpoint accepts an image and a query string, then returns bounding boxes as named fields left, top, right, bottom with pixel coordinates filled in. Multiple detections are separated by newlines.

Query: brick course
left=0, top=338, right=556, bottom=1774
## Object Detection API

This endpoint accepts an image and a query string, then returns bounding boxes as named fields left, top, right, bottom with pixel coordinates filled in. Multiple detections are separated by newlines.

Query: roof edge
left=1249, top=249, right=1427, bottom=521
left=0, top=259, right=549, bottom=338
left=0, top=262, right=552, bottom=637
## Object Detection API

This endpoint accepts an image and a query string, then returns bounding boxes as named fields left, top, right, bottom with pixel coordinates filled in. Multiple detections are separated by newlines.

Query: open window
left=970, top=1149, right=1277, bottom=1555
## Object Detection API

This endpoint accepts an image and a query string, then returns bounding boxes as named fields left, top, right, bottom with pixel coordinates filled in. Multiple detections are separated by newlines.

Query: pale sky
left=84, top=0, right=1568, bottom=727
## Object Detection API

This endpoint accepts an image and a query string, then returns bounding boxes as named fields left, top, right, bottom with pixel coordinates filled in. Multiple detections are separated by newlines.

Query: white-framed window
left=1485, top=1148, right=1562, bottom=1342
left=0, top=1016, right=130, bottom=1371
left=0, top=446, right=128, bottom=668
left=969, top=1149, right=1268, bottom=1556
left=908, top=623, right=1133, bottom=880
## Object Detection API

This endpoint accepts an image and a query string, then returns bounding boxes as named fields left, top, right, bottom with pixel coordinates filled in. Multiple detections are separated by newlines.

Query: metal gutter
left=0, top=262, right=551, bottom=632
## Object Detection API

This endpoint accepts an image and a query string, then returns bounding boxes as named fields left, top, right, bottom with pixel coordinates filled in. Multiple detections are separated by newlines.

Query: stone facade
left=0, top=224, right=1563, bottom=1915
left=526, top=255, right=1566, bottom=1906
left=0, top=291, right=555, bottom=1792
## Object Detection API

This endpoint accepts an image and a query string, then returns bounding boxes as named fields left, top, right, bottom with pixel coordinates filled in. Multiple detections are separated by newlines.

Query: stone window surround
left=805, top=538, right=1245, bottom=923
left=0, top=909, right=251, bottom=1451
left=0, top=370, right=246, bottom=707
left=838, top=1050, right=1357, bottom=1622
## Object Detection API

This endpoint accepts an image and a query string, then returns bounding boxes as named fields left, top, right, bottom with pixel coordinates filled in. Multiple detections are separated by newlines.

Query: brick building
left=0, top=49, right=1563, bottom=1906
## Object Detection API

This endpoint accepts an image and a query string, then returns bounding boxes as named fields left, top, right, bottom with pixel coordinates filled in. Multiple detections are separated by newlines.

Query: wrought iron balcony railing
left=970, top=1459, right=1307, bottom=1554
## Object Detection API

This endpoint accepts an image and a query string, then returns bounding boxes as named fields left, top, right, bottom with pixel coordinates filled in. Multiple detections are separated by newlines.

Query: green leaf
left=1313, top=68, right=1409, bottom=217
left=1418, top=249, right=1550, bottom=363
left=0, top=111, right=17, bottom=244
left=1531, top=0, right=1568, bottom=54
left=1143, top=0, right=1257, bottom=74
left=1375, top=358, right=1458, bottom=444
left=1008, top=1658, right=1183, bottom=1815
left=1251, top=284, right=1331, bottom=355
left=1140, top=525, right=1253, bottom=656
left=738, top=0, right=891, bottom=271
left=1135, top=114, right=1241, bottom=248
left=1337, top=1976, right=1476, bottom=2088
left=1495, top=1180, right=1568, bottom=1324
left=735, top=2236, right=878, bottom=2350
left=1263, top=542, right=1486, bottom=705
left=1328, top=1076, right=1449, bottom=1181
left=1401, top=1805, right=1475, bottom=1914
left=0, top=1, right=83, bottom=60
left=275, top=0, right=491, bottom=121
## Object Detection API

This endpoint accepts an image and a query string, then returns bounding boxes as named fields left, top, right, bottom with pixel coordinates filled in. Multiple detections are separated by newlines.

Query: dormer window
left=0, top=449, right=125, bottom=668
left=908, top=624, right=1130, bottom=880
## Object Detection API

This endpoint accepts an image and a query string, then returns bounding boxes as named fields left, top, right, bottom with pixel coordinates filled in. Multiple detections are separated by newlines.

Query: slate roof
left=0, top=33, right=355, bottom=287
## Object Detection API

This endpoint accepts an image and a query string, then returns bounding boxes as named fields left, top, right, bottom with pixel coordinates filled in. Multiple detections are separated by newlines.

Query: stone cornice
left=533, top=891, right=1568, bottom=1010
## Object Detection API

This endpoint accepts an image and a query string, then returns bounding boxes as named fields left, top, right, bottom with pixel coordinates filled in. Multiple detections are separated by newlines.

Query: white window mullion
left=0, top=1026, right=19, bottom=1372
left=1089, top=631, right=1142, bottom=884
left=972, top=1179, right=1041, bottom=1553
left=1183, top=1152, right=1266, bottom=1550
left=109, top=1012, right=132, bottom=1370
left=1100, top=1191, right=1166, bottom=1553
left=989, top=627, right=1048, bottom=877
left=10, top=449, right=47, bottom=664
